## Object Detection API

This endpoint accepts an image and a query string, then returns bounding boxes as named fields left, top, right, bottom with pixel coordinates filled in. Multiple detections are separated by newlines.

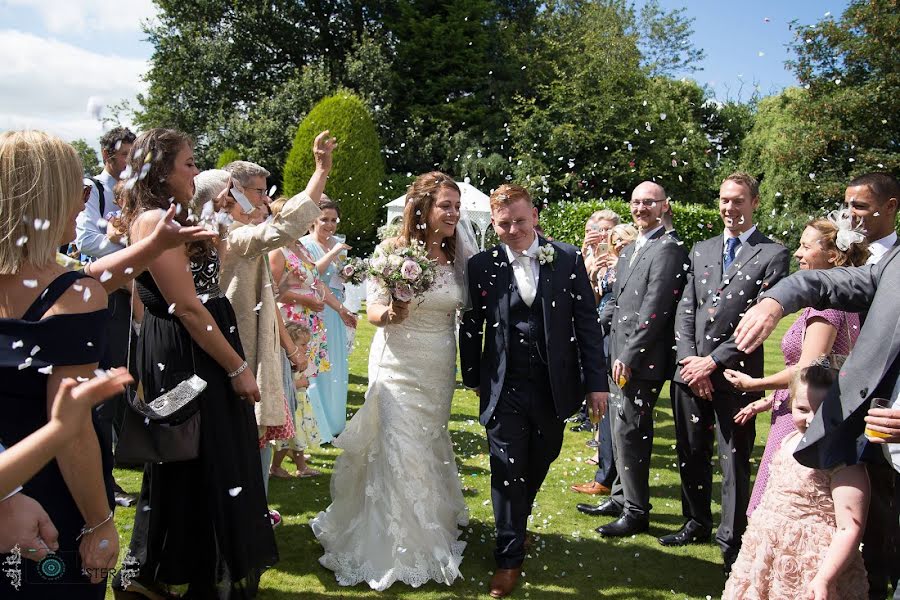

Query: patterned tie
left=515, top=254, right=537, bottom=307
left=628, top=238, right=644, bottom=267
left=723, top=237, right=741, bottom=272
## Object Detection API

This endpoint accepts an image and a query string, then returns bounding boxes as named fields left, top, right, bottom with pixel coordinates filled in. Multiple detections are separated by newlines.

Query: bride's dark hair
left=399, top=171, right=460, bottom=262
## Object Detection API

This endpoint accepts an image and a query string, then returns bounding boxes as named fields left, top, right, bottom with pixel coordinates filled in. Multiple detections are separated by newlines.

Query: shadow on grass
left=259, top=516, right=725, bottom=599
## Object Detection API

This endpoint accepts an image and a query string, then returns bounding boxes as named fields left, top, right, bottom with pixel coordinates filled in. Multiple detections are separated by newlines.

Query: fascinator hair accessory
left=826, top=208, right=867, bottom=252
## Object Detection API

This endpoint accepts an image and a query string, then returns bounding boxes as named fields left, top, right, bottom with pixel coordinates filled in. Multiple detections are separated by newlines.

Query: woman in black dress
left=114, top=129, right=277, bottom=599
left=0, top=130, right=120, bottom=598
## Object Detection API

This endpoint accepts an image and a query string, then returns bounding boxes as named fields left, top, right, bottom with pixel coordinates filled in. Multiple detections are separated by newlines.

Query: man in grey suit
left=661, top=173, right=790, bottom=572
left=581, top=181, right=687, bottom=537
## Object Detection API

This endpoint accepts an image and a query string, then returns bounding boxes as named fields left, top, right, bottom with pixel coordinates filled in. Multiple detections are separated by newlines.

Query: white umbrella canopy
left=385, top=180, right=492, bottom=249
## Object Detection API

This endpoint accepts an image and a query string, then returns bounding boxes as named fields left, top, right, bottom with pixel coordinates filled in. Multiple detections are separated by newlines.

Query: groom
left=460, top=184, right=608, bottom=598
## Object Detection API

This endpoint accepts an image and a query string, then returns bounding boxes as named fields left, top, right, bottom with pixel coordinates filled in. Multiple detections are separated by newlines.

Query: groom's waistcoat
left=505, top=278, right=549, bottom=389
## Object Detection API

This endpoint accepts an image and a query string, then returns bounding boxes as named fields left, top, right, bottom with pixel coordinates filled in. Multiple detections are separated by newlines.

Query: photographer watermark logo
left=37, top=554, right=65, bottom=582
left=2, top=545, right=21, bottom=590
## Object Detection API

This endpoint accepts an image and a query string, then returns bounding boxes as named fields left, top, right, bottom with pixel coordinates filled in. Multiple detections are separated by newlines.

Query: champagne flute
left=865, top=397, right=892, bottom=439
left=586, top=406, right=601, bottom=448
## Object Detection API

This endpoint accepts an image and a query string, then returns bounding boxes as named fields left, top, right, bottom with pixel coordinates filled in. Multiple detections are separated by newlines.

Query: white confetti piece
left=228, top=487, right=243, bottom=497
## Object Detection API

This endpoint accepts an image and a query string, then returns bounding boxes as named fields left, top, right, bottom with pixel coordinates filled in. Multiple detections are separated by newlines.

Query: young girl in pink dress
left=723, top=362, right=870, bottom=600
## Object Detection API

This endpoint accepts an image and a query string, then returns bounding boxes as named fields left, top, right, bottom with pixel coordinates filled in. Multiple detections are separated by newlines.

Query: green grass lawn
left=109, top=316, right=795, bottom=599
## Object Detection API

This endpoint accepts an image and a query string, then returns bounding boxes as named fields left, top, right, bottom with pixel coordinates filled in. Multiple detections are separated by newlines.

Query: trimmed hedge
left=283, top=93, right=385, bottom=253
left=216, top=148, right=241, bottom=169
left=540, top=199, right=722, bottom=250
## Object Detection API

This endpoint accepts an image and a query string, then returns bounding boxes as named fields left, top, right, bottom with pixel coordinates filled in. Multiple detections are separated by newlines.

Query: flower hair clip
left=825, top=208, right=866, bottom=252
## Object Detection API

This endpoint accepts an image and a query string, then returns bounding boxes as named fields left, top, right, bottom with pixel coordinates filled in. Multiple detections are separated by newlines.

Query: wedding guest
left=582, top=209, right=619, bottom=303
left=114, top=128, right=277, bottom=598
left=200, top=146, right=332, bottom=498
left=0, top=130, right=122, bottom=598
left=300, top=202, right=357, bottom=438
left=841, top=171, right=900, bottom=600
left=588, top=182, right=687, bottom=537
left=664, top=172, right=790, bottom=574
left=268, top=200, right=351, bottom=446
left=571, top=223, right=635, bottom=497
left=570, top=210, right=620, bottom=434
left=844, top=172, right=898, bottom=265
left=725, top=213, right=868, bottom=516
left=723, top=363, right=869, bottom=600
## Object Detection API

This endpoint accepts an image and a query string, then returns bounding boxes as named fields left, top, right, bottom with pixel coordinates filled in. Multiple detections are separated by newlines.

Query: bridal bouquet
left=367, top=240, right=437, bottom=303
left=339, top=257, right=368, bottom=286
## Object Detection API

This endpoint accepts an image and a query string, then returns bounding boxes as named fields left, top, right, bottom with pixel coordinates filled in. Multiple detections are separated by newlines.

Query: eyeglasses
left=82, top=184, right=92, bottom=204
left=630, top=199, right=660, bottom=208
left=246, top=187, right=268, bottom=197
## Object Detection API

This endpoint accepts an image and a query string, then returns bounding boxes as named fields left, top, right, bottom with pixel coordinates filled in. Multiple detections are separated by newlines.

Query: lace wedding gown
left=310, top=263, right=469, bottom=590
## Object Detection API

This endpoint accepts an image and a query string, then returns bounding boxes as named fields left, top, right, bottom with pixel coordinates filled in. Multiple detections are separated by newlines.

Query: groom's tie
left=514, top=254, right=537, bottom=307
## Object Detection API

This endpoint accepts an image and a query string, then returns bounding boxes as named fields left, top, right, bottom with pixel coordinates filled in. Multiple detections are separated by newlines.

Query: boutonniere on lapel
left=536, top=243, right=556, bottom=267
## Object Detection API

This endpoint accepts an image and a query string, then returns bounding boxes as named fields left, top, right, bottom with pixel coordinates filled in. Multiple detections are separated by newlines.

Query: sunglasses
left=82, top=184, right=92, bottom=204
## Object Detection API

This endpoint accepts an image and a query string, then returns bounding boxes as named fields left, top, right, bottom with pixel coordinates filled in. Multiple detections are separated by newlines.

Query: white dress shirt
left=866, top=231, right=898, bottom=265
left=75, top=169, right=125, bottom=258
left=503, top=233, right=540, bottom=283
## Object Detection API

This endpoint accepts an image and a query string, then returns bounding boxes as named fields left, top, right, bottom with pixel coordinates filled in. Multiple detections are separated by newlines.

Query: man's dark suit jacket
left=459, top=238, right=608, bottom=426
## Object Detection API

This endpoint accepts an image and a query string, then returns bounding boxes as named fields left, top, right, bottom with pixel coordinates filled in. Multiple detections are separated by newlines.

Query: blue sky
left=0, top=0, right=849, bottom=145
left=647, top=0, right=850, bottom=100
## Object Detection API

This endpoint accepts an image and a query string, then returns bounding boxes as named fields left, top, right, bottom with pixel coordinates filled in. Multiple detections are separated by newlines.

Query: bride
left=310, top=171, right=476, bottom=590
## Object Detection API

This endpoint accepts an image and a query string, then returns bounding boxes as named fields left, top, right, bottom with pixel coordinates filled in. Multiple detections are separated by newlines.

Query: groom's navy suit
left=460, top=236, right=607, bottom=568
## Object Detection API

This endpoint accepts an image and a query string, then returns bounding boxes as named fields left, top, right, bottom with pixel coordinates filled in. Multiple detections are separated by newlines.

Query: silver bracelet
left=227, top=361, right=248, bottom=379
left=77, top=510, right=114, bottom=540
left=286, top=347, right=301, bottom=359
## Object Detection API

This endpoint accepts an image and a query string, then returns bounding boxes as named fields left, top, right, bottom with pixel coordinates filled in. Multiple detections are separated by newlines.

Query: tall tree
left=71, top=139, right=101, bottom=176
left=742, top=0, right=899, bottom=214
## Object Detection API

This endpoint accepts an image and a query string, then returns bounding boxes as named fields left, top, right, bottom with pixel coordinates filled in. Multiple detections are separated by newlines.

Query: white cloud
left=5, top=0, right=157, bottom=34
left=0, top=30, right=148, bottom=143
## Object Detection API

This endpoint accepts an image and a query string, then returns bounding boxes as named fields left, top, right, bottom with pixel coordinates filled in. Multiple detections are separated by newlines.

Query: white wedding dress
left=310, top=263, right=468, bottom=590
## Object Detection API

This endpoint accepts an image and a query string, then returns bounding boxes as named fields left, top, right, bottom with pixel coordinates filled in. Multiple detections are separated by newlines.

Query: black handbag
left=115, top=282, right=205, bottom=464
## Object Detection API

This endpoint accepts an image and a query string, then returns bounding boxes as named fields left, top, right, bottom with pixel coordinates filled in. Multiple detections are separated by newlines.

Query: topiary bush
left=283, top=92, right=385, bottom=254
left=540, top=199, right=722, bottom=250
left=216, top=148, right=241, bottom=169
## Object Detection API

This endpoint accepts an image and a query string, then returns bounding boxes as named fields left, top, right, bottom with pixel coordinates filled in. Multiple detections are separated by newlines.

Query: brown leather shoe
left=570, top=481, right=611, bottom=495
left=489, top=568, right=522, bottom=598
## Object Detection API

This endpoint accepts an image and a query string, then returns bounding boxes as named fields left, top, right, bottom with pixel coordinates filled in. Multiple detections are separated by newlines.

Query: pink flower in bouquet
left=394, top=283, right=414, bottom=302
left=401, top=259, right=422, bottom=281
left=341, top=264, right=355, bottom=277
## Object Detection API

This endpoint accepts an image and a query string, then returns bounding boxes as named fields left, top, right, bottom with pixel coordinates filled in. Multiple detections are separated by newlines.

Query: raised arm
left=736, top=252, right=884, bottom=353
left=84, top=204, right=218, bottom=293
left=226, top=192, right=321, bottom=259
left=724, top=317, right=839, bottom=393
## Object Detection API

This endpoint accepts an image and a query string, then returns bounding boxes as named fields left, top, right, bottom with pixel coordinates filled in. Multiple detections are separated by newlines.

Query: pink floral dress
left=746, top=308, right=858, bottom=516
left=279, top=245, right=330, bottom=376
left=723, top=432, right=868, bottom=599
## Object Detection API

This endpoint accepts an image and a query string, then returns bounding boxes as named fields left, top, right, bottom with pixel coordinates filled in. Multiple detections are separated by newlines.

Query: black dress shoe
left=596, top=513, right=649, bottom=537
left=577, top=498, right=622, bottom=517
left=657, top=520, right=712, bottom=547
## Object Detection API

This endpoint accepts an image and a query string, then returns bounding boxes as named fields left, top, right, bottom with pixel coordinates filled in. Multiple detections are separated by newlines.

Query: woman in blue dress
left=300, top=200, right=358, bottom=439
